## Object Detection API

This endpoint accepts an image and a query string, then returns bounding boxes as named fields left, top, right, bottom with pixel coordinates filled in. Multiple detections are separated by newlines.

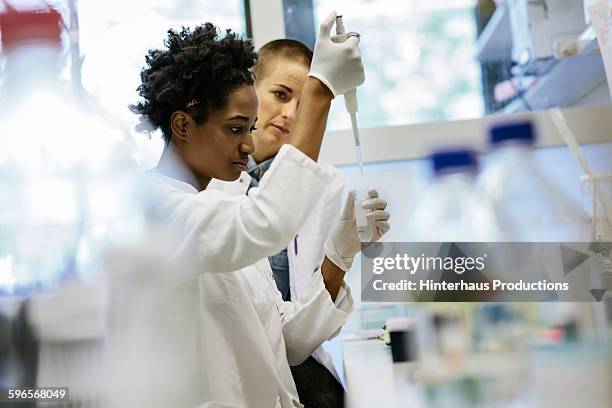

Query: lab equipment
left=478, top=121, right=602, bottom=344
left=386, top=317, right=418, bottom=363
left=407, top=149, right=502, bottom=242
left=550, top=108, right=612, bottom=241
left=582, top=173, right=612, bottom=241
left=335, top=15, right=364, bottom=177
left=0, top=7, right=143, bottom=295
left=354, top=187, right=370, bottom=241
left=508, top=0, right=587, bottom=73
left=334, top=15, right=371, bottom=242
left=477, top=121, right=590, bottom=241
left=0, top=6, right=154, bottom=405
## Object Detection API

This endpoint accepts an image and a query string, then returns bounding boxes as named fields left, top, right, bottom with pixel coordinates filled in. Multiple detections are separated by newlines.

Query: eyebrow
left=273, top=84, right=293, bottom=93
left=226, top=115, right=251, bottom=122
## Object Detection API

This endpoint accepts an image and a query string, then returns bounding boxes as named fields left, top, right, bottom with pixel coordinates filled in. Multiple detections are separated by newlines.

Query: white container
left=408, top=148, right=502, bottom=242
left=354, top=186, right=373, bottom=242
left=478, top=121, right=591, bottom=242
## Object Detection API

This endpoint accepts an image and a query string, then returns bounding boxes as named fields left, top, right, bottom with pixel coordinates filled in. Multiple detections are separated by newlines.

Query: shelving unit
left=476, top=3, right=609, bottom=113
left=476, top=5, right=512, bottom=63
left=502, top=26, right=608, bottom=112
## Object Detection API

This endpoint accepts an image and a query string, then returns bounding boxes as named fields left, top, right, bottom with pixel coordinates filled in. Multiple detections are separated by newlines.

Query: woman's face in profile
left=183, top=85, right=258, bottom=183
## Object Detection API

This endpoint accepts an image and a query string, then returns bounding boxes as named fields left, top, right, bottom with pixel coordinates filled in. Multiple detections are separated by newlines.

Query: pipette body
left=335, top=15, right=369, bottom=241
left=335, top=15, right=363, bottom=176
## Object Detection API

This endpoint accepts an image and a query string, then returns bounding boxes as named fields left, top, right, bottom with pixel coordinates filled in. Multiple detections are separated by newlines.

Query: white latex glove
left=308, top=11, right=365, bottom=97
left=324, top=188, right=390, bottom=271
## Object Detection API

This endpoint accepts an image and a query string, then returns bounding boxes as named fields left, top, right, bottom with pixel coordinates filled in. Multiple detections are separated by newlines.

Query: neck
left=155, top=142, right=210, bottom=191
left=252, top=151, right=275, bottom=163
left=252, top=136, right=278, bottom=163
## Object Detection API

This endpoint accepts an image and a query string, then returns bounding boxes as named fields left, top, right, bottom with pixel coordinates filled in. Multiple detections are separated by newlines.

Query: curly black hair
left=130, top=23, right=257, bottom=143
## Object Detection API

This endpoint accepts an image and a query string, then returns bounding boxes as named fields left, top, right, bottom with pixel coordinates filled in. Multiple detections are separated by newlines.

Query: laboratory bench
left=342, top=333, right=612, bottom=407
left=343, top=337, right=425, bottom=408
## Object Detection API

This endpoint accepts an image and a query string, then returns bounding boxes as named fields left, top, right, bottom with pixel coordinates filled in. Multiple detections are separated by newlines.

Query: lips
left=271, top=124, right=290, bottom=134
left=233, top=160, right=248, bottom=171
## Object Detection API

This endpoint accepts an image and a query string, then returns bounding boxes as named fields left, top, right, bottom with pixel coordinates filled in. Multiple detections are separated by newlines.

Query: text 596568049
left=2, top=387, right=68, bottom=402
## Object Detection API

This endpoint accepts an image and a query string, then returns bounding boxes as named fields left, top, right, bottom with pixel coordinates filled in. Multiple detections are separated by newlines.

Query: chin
left=264, top=130, right=286, bottom=145
left=217, top=170, right=242, bottom=182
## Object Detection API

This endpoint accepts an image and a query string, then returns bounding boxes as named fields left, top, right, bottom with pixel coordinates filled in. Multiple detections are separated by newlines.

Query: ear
left=170, top=111, right=193, bottom=142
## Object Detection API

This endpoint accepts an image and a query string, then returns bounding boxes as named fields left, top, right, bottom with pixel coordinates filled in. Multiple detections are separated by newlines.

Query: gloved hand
left=324, top=188, right=390, bottom=271
left=308, top=11, right=365, bottom=97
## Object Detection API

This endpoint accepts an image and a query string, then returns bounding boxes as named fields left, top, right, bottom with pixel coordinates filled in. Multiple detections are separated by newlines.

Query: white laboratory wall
left=319, top=104, right=612, bottom=165
left=248, top=0, right=286, bottom=49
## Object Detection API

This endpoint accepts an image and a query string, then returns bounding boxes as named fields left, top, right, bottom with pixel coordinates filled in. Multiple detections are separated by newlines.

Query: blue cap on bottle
left=490, top=121, right=535, bottom=146
left=431, top=149, right=477, bottom=175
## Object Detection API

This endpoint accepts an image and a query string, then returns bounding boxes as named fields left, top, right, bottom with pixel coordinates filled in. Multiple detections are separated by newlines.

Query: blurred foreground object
left=0, top=6, right=191, bottom=406
left=0, top=6, right=143, bottom=295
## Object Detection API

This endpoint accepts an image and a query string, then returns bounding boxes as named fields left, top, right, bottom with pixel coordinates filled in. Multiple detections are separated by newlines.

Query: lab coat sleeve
left=326, top=280, right=354, bottom=340
left=287, top=164, right=345, bottom=303
left=277, top=270, right=355, bottom=366
left=317, top=163, right=345, bottom=240
left=152, top=145, right=332, bottom=274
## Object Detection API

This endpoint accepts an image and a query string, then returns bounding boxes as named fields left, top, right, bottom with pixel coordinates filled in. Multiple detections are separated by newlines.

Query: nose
left=240, top=132, right=255, bottom=155
left=280, top=98, right=299, bottom=126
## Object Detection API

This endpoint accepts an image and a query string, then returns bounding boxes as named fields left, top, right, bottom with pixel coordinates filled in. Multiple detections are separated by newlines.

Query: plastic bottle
left=0, top=7, right=191, bottom=406
left=477, top=122, right=606, bottom=407
left=477, top=121, right=590, bottom=242
left=0, top=8, right=143, bottom=295
left=354, top=186, right=372, bottom=241
left=408, top=148, right=501, bottom=242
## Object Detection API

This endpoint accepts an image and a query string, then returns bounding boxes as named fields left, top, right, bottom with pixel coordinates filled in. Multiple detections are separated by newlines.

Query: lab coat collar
left=146, top=170, right=199, bottom=194
left=247, top=155, right=275, bottom=182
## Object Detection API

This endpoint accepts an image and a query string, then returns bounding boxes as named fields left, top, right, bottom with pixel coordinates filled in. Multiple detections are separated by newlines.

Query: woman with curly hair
left=132, top=13, right=369, bottom=407
left=208, top=38, right=391, bottom=408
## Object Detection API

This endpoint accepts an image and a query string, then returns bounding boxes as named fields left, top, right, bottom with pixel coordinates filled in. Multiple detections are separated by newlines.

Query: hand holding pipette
left=308, top=11, right=365, bottom=97
left=308, top=12, right=370, bottom=240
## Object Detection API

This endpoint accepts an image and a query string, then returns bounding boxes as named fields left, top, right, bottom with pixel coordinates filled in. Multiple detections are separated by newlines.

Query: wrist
left=305, top=76, right=334, bottom=100
left=324, top=237, right=356, bottom=272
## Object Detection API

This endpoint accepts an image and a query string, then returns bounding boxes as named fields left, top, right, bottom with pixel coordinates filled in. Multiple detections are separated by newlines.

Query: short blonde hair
left=254, top=39, right=313, bottom=81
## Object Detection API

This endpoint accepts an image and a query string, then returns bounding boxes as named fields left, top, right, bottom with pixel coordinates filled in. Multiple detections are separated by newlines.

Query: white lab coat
left=208, top=158, right=347, bottom=383
left=142, top=145, right=354, bottom=408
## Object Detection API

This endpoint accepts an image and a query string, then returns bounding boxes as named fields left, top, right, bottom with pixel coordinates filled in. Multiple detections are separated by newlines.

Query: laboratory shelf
left=476, top=5, right=608, bottom=114
left=476, top=5, right=512, bottom=62
left=502, top=34, right=607, bottom=113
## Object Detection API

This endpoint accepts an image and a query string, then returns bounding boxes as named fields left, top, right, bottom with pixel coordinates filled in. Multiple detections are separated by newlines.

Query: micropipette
left=335, top=15, right=364, bottom=177
left=335, top=15, right=369, bottom=241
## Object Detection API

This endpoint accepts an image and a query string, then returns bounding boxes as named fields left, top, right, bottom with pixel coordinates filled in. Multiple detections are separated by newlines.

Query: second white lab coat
left=142, top=145, right=353, bottom=408
left=208, top=158, right=347, bottom=383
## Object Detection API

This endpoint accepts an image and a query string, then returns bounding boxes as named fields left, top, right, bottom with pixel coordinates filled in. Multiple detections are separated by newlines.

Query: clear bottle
left=477, top=121, right=591, bottom=242
left=0, top=7, right=188, bottom=407
left=478, top=122, right=604, bottom=402
left=408, top=148, right=501, bottom=242
left=0, top=8, right=143, bottom=295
